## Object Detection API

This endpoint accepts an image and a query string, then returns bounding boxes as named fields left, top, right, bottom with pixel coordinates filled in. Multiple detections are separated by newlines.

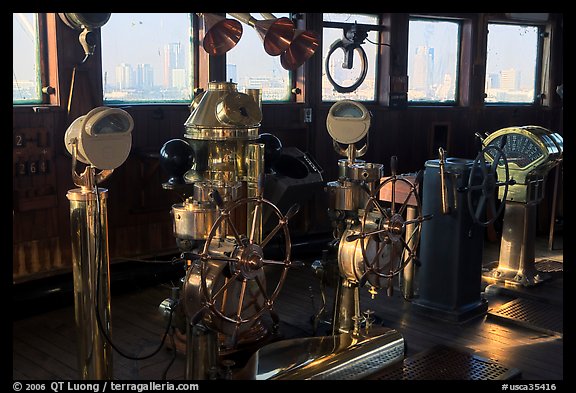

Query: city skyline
left=14, top=13, right=541, bottom=104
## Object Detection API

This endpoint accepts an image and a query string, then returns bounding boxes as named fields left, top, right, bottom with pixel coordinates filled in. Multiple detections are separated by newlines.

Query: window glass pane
left=408, top=19, right=460, bottom=103
left=101, top=13, right=193, bottom=103
left=226, top=13, right=291, bottom=102
left=322, top=13, right=378, bottom=101
left=13, top=13, right=42, bottom=104
left=485, top=23, right=538, bottom=104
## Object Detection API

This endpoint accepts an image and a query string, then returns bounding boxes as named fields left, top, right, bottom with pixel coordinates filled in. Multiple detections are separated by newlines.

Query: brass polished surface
left=67, top=189, right=113, bottom=379
left=481, top=126, right=563, bottom=286
left=492, top=202, right=547, bottom=286
left=184, top=81, right=261, bottom=141
left=183, top=252, right=269, bottom=341
left=346, top=162, right=383, bottom=183
left=483, top=126, right=563, bottom=203
left=229, top=13, right=295, bottom=57
left=280, top=29, right=319, bottom=70
left=199, top=13, right=243, bottom=56
left=238, top=327, right=404, bottom=380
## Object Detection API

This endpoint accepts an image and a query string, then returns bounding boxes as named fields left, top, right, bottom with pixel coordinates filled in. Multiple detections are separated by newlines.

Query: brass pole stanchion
left=67, top=140, right=116, bottom=379
left=67, top=183, right=113, bottom=379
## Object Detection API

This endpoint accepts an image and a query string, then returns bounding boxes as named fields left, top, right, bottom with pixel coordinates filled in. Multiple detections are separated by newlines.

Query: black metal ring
left=325, top=39, right=369, bottom=94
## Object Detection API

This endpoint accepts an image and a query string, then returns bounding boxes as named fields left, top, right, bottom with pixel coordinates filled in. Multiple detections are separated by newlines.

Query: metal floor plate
left=488, top=298, right=563, bottom=336
left=534, top=259, right=563, bottom=273
left=373, top=345, right=521, bottom=380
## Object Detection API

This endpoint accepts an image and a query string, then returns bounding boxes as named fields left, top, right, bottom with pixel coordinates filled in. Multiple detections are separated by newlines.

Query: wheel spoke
left=249, top=201, right=261, bottom=244
left=255, top=275, right=271, bottom=305
left=389, top=240, right=401, bottom=272
left=371, top=197, right=390, bottom=220
left=262, top=259, right=288, bottom=266
left=475, top=195, right=486, bottom=220
left=224, top=215, right=245, bottom=247
left=469, top=183, right=485, bottom=191
left=236, top=278, right=247, bottom=320
left=399, top=236, right=414, bottom=257
left=478, top=154, right=488, bottom=177
left=397, top=186, right=415, bottom=217
left=230, top=322, right=240, bottom=348
left=405, top=224, right=420, bottom=249
left=390, top=177, right=397, bottom=214
left=403, top=217, right=421, bottom=227
left=370, top=238, right=385, bottom=269
left=204, top=254, right=238, bottom=264
left=260, top=222, right=284, bottom=249
left=347, top=227, right=386, bottom=242
left=212, top=270, right=241, bottom=300
left=372, top=237, right=390, bottom=267
left=490, top=149, right=503, bottom=172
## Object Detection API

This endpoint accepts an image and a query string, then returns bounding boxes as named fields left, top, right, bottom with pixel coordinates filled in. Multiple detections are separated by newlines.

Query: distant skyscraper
left=500, top=69, right=520, bottom=91
left=172, top=69, right=186, bottom=89
left=116, top=63, right=134, bottom=89
left=487, top=73, right=500, bottom=89
left=412, top=46, right=434, bottom=93
left=136, top=64, right=154, bottom=89
left=163, top=42, right=184, bottom=88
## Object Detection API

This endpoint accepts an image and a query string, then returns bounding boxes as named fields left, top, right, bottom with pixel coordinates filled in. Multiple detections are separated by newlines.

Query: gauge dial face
left=92, top=113, right=132, bottom=135
left=326, top=100, right=371, bottom=144
left=487, top=133, right=544, bottom=169
left=332, top=104, right=364, bottom=118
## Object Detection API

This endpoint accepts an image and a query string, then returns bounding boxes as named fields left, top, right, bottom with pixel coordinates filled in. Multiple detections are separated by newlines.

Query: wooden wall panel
left=12, top=12, right=563, bottom=282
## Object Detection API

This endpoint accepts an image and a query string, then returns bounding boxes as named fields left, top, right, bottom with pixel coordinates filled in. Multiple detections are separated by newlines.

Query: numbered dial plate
left=486, top=133, right=544, bottom=169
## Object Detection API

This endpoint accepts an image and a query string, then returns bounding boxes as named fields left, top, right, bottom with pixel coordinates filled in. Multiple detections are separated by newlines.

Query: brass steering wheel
left=196, top=189, right=299, bottom=335
left=346, top=157, right=431, bottom=287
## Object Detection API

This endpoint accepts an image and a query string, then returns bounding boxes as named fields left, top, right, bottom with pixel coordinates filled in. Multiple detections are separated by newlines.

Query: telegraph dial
left=482, top=125, right=563, bottom=203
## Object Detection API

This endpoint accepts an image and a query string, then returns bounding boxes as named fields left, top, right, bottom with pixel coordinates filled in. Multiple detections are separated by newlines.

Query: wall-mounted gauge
left=65, top=107, right=134, bottom=170
left=326, top=100, right=371, bottom=145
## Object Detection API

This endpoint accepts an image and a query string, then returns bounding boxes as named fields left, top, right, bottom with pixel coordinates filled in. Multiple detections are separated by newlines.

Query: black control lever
left=210, top=188, right=225, bottom=209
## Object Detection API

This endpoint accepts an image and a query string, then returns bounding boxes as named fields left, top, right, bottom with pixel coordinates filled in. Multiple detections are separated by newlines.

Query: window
left=226, top=13, right=292, bottom=102
left=13, top=13, right=42, bottom=104
left=485, top=23, right=539, bottom=104
left=408, top=18, right=460, bottom=103
left=322, top=13, right=379, bottom=101
left=101, top=13, right=193, bottom=104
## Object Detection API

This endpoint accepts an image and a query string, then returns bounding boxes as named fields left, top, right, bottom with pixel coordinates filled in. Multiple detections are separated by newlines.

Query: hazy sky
left=14, top=13, right=540, bottom=88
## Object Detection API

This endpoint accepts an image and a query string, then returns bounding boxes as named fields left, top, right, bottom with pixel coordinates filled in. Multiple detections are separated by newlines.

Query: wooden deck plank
left=12, top=236, right=563, bottom=381
left=13, top=337, right=78, bottom=380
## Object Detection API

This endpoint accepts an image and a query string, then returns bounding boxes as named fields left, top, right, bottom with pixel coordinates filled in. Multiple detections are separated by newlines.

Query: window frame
left=222, top=13, right=295, bottom=104
left=100, top=13, right=196, bottom=106
left=483, top=20, right=545, bottom=107
left=406, top=15, right=463, bottom=107
left=13, top=13, right=52, bottom=106
left=320, top=13, right=383, bottom=103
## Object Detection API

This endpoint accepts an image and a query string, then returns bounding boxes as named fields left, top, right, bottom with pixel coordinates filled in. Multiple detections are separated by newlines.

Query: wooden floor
left=12, top=234, right=564, bottom=381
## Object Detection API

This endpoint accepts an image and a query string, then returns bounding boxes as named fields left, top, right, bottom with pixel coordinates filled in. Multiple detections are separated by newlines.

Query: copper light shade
left=199, top=13, right=243, bottom=56
left=281, top=29, right=319, bottom=70
left=255, top=17, right=295, bottom=56
left=229, top=13, right=295, bottom=56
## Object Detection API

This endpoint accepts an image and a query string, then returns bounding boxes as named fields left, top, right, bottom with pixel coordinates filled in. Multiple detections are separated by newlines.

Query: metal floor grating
left=488, top=298, right=563, bottom=336
left=534, top=259, right=563, bottom=273
left=373, top=345, right=521, bottom=380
